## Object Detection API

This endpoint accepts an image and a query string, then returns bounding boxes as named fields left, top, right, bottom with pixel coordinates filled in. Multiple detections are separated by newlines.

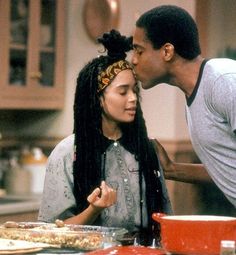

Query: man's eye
left=135, top=48, right=142, bottom=55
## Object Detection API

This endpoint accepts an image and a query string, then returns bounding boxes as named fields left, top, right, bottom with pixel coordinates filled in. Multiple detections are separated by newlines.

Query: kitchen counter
left=0, top=194, right=41, bottom=223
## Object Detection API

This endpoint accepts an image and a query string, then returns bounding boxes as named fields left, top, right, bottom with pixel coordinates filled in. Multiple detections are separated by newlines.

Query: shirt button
left=124, top=178, right=128, bottom=182
left=114, top=142, right=118, bottom=146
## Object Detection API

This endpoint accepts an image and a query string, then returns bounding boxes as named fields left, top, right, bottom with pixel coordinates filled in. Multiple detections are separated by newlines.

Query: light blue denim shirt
left=38, top=135, right=172, bottom=231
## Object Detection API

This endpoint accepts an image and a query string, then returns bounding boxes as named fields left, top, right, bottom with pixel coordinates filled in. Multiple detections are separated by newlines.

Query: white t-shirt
left=186, top=58, right=236, bottom=208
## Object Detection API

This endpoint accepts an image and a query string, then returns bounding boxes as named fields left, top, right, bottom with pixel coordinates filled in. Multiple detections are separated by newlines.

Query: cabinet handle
left=30, top=72, right=42, bottom=79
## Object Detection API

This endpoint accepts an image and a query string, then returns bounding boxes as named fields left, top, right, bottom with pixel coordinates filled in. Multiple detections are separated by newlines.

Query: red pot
left=152, top=213, right=236, bottom=255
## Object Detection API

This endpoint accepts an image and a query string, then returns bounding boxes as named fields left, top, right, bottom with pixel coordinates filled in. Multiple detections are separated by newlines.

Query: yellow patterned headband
left=97, top=60, right=134, bottom=93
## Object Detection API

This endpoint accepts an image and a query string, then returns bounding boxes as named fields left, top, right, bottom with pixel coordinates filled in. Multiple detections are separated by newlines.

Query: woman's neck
left=102, top=120, right=122, bottom=141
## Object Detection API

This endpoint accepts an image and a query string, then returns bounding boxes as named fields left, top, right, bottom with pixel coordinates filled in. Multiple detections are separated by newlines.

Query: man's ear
left=99, top=94, right=104, bottom=108
left=163, top=43, right=174, bottom=61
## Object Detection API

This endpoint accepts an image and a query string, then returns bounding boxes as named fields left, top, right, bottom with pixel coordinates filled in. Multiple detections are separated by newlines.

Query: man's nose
left=131, top=53, right=137, bottom=65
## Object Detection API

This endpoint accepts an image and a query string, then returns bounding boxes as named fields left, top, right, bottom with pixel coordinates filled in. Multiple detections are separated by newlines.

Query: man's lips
left=133, top=70, right=143, bottom=82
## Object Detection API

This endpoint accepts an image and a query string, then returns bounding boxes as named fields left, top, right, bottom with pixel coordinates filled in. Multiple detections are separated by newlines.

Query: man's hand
left=153, top=139, right=212, bottom=183
left=153, top=139, right=174, bottom=175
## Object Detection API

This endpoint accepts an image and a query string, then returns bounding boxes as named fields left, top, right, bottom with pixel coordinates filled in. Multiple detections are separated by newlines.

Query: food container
left=0, top=222, right=102, bottom=251
left=152, top=213, right=236, bottom=255
left=20, top=147, right=47, bottom=194
left=0, top=221, right=127, bottom=251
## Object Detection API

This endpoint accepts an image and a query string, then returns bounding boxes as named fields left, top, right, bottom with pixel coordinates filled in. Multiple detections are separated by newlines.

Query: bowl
left=152, top=213, right=236, bottom=255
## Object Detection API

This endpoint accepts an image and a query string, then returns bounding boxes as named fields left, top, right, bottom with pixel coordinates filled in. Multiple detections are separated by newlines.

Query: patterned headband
left=97, top=60, right=134, bottom=93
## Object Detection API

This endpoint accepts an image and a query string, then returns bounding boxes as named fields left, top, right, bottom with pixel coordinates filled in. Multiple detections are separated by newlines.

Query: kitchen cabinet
left=0, top=0, right=65, bottom=109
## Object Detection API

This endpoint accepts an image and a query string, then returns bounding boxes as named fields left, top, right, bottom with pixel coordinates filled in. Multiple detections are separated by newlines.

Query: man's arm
left=153, top=139, right=212, bottom=184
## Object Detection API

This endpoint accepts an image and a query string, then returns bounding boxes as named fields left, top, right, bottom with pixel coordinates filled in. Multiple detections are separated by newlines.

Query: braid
left=73, top=29, right=163, bottom=219
left=121, top=97, right=164, bottom=214
left=73, top=58, right=103, bottom=212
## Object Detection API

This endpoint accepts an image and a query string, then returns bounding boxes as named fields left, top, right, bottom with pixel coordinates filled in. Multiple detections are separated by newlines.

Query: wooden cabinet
left=0, top=0, right=65, bottom=109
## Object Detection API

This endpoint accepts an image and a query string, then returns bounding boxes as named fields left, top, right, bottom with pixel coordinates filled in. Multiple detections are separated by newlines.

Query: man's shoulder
left=205, top=58, right=236, bottom=74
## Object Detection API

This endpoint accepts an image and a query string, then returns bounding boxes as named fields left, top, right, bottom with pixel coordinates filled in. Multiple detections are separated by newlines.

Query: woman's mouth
left=125, top=107, right=136, bottom=115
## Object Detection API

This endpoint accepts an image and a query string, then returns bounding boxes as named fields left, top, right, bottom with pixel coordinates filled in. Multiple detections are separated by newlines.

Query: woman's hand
left=64, top=181, right=117, bottom=225
left=87, top=181, right=117, bottom=209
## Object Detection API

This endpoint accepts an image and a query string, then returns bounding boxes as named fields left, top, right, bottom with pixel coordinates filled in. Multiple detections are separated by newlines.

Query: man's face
left=132, top=27, right=168, bottom=89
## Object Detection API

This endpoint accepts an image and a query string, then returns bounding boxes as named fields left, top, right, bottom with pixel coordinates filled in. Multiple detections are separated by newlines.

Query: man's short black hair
left=136, top=5, right=201, bottom=60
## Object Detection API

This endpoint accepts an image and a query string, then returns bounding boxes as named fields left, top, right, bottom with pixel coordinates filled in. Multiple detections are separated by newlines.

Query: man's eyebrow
left=133, top=44, right=143, bottom=49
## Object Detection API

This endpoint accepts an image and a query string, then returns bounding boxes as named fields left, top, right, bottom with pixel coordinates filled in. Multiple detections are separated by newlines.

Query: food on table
left=0, top=220, right=103, bottom=250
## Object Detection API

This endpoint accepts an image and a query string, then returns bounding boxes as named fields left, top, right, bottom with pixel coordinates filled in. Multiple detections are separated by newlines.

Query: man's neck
left=169, top=56, right=205, bottom=97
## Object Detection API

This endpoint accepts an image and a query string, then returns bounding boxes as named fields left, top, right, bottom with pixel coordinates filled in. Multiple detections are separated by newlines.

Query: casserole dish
left=152, top=213, right=236, bottom=255
left=0, top=221, right=127, bottom=251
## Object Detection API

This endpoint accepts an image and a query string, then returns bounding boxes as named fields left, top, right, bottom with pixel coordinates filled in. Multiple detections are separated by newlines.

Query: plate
left=83, top=0, right=120, bottom=42
left=0, top=247, right=42, bottom=254
left=0, top=238, right=52, bottom=254
left=87, top=245, right=166, bottom=255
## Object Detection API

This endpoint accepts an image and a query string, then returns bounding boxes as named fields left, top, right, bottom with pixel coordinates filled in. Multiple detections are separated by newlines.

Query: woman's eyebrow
left=116, top=84, right=130, bottom=88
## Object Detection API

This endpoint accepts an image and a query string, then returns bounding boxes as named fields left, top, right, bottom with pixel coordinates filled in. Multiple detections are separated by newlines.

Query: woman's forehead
left=110, top=69, right=136, bottom=86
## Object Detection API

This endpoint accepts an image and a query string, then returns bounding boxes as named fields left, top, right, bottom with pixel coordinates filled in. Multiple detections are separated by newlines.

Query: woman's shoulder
left=49, top=134, right=75, bottom=159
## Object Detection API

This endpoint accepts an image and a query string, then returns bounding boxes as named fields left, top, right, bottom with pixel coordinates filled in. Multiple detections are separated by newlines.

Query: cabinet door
left=0, top=0, right=65, bottom=109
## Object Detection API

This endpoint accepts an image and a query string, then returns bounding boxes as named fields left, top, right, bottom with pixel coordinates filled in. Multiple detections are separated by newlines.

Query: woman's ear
left=163, top=43, right=174, bottom=61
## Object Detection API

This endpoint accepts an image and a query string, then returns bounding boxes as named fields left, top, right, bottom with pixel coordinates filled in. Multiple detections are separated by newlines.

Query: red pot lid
left=87, top=245, right=166, bottom=255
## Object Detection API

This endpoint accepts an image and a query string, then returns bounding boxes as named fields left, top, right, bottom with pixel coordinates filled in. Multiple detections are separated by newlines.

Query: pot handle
left=152, top=212, right=166, bottom=223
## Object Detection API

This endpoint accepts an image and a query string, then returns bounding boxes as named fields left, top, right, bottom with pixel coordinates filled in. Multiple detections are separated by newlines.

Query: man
left=132, top=5, right=236, bottom=208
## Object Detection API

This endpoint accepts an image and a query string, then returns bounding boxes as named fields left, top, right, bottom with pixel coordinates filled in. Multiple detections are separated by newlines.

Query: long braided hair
left=73, top=30, right=164, bottom=228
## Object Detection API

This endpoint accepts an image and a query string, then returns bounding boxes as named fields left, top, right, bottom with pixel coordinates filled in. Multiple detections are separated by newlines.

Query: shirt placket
left=113, top=142, right=136, bottom=228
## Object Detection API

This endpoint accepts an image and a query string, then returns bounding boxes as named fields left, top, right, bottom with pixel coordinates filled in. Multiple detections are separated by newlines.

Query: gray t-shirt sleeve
left=38, top=135, right=77, bottom=222
left=211, top=73, right=236, bottom=133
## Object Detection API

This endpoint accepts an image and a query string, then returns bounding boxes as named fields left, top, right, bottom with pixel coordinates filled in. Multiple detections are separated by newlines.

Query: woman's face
left=100, top=69, right=138, bottom=125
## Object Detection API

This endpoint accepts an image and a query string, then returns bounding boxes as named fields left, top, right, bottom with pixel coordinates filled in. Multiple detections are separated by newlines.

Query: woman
left=38, top=30, right=172, bottom=244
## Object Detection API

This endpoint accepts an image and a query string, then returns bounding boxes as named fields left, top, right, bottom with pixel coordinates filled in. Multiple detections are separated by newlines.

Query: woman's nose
left=129, top=91, right=137, bottom=102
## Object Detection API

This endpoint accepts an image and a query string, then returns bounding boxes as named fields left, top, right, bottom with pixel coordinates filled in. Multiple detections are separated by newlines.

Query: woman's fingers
left=87, top=181, right=117, bottom=208
left=100, top=181, right=117, bottom=206
left=87, top=187, right=101, bottom=204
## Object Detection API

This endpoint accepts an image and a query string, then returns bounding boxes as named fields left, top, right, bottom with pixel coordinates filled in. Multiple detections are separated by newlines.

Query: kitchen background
left=0, top=0, right=235, bottom=218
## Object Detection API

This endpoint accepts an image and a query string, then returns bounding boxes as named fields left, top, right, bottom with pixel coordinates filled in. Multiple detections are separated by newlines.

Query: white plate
left=0, top=238, right=53, bottom=253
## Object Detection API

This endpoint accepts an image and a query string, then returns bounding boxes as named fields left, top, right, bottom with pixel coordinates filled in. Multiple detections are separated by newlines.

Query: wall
left=42, top=0, right=195, bottom=141
left=207, top=0, right=236, bottom=58
left=1, top=0, right=235, bottom=215
left=0, top=0, right=195, bottom=142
